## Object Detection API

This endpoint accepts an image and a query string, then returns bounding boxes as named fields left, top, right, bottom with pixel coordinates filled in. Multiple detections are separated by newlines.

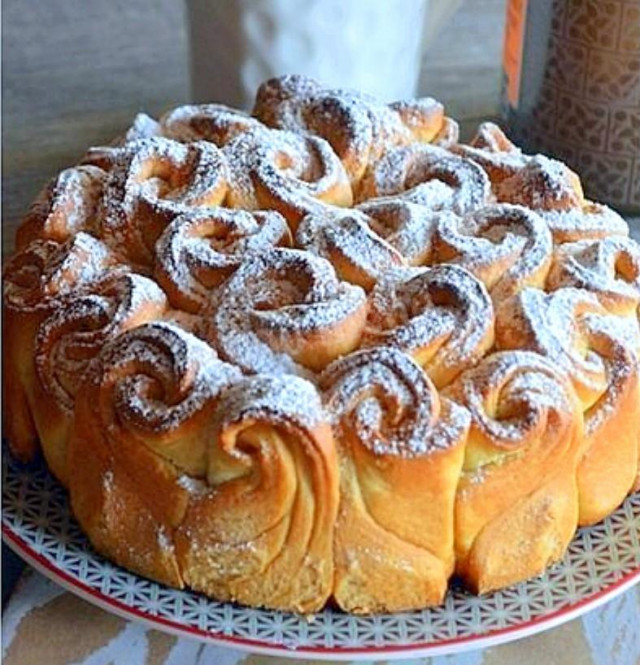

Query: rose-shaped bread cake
left=4, top=75, right=638, bottom=614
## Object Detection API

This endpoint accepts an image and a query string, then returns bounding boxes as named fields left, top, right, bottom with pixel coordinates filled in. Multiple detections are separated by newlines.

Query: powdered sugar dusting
left=321, top=346, right=470, bottom=457
left=363, top=264, right=494, bottom=388
left=154, top=207, right=291, bottom=313
left=208, top=248, right=367, bottom=377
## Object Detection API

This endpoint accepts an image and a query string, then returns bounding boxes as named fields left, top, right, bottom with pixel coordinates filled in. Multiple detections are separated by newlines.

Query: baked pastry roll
left=496, top=287, right=640, bottom=524
left=69, top=322, right=243, bottom=587
left=363, top=264, right=494, bottom=388
left=321, top=347, right=470, bottom=612
left=252, top=74, right=450, bottom=187
left=445, top=350, right=584, bottom=593
left=155, top=207, right=291, bottom=313
left=174, top=373, right=339, bottom=612
left=206, top=248, right=368, bottom=375
left=357, top=143, right=491, bottom=213
left=99, top=137, right=229, bottom=267
left=2, top=233, right=116, bottom=465
left=296, top=209, right=405, bottom=290
left=431, top=203, right=553, bottom=303
left=70, top=322, right=339, bottom=612
left=16, top=165, right=107, bottom=249
left=223, top=127, right=352, bottom=231
left=547, top=236, right=640, bottom=355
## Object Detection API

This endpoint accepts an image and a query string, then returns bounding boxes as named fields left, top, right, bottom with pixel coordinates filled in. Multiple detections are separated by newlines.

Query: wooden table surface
left=2, top=1, right=639, bottom=664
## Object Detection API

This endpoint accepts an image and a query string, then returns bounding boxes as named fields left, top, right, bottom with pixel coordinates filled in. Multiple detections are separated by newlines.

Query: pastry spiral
left=32, top=271, right=169, bottom=484
left=357, top=143, right=492, bottom=214
left=174, top=373, right=339, bottom=612
left=445, top=350, right=583, bottom=593
left=3, top=233, right=116, bottom=461
left=16, top=165, right=107, bottom=249
left=160, top=103, right=263, bottom=145
left=253, top=74, right=448, bottom=187
left=99, top=137, right=229, bottom=267
left=154, top=207, right=291, bottom=313
left=363, top=264, right=494, bottom=388
left=496, top=287, right=640, bottom=524
left=321, top=347, right=470, bottom=612
left=548, top=236, right=640, bottom=322
left=355, top=198, right=440, bottom=266
left=206, top=248, right=368, bottom=375
left=223, top=127, right=352, bottom=231
left=296, top=209, right=405, bottom=290
left=450, top=121, right=525, bottom=185
left=69, top=322, right=243, bottom=587
left=431, top=204, right=553, bottom=303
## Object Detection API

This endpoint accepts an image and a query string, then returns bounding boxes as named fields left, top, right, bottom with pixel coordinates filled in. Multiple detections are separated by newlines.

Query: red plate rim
left=3, top=522, right=640, bottom=661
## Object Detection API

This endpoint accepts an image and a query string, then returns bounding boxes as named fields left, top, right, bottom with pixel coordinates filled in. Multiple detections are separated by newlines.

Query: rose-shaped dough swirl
left=252, top=74, right=448, bottom=187
left=548, top=236, right=640, bottom=321
left=68, top=322, right=243, bottom=588
left=99, top=137, right=229, bottom=267
left=363, top=264, right=494, bottom=388
left=16, top=165, right=107, bottom=249
left=356, top=198, right=441, bottom=266
left=444, top=350, right=584, bottom=593
left=223, top=127, right=352, bottom=232
left=160, top=103, right=264, bottom=145
left=155, top=207, right=291, bottom=313
left=450, top=121, right=526, bottom=185
left=206, top=248, right=368, bottom=375
left=174, top=374, right=339, bottom=612
left=2, top=233, right=117, bottom=461
left=296, top=209, right=405, bottom=291
left=320, top=347, right=470, bottom=612
left=496, top=287, right=640, bottom=524
left=431, top=204, right=553, bottom=303
left=357, top=143, right=492, bottom=213
left=33, top=271, right=169, bottom=484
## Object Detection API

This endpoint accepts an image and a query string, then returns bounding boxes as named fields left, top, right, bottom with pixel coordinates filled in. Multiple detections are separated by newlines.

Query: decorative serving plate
left=2, top=450, right=639, bottom=661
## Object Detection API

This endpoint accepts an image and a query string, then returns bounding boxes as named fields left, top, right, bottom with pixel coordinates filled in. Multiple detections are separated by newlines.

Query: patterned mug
left=502, top=0, right=640, bottom=214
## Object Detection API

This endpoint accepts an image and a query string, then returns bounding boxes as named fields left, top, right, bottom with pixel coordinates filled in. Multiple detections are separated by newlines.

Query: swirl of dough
left=538, top=202, right=630, bottom=244
left=16, top=165, right=107, bottom=249
left=253, top=74, right=447, bottom=186
left=363, top=264, right=494, bottom=388
left=444, top=350, right=583, bottom=593
left=99, top=137, right=229, bottom=267
left=494, top=154, right=583, bottom=211
left=496, top=287, right=640, bottom=524
left=3, top=232, right=116, bottom=312
left=319, top=346, right=470, bottom=612
left=160, top=103, right=264, bottom=145
left=295, top=209, right=405, bottom=290
left=357, top=143, right=491, bottom=213
left=223, top=127, right=352, bottom=231
left=450, top=121, right=525, bottom=184
left=68, top=321, right=243, bottom=587
left=155, top=207, right=291, bottom=313
left=174, top=373, right=338, bottom=612
left=206, top=248, right=368, bottom=375
left=548, top=236, right=640, bottom=319
left=431, top=204, right=553, bottom=303
left=32, top=271, right=168, bottom=484
left=356, top=198, right=440, bottom=266
left=3, top=233, right=117, bottom=463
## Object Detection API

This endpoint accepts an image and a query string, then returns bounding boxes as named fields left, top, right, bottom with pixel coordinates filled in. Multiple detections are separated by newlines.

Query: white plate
left=2, top=450, right=639, bottom=661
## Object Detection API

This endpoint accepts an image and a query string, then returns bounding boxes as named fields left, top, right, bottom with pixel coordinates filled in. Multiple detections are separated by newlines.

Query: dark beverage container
left=501, top=0, right=640, bottom=214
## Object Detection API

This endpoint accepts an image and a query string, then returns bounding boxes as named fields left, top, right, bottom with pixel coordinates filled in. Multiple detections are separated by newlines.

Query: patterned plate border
left=3, top=451, right=640, bottom=661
